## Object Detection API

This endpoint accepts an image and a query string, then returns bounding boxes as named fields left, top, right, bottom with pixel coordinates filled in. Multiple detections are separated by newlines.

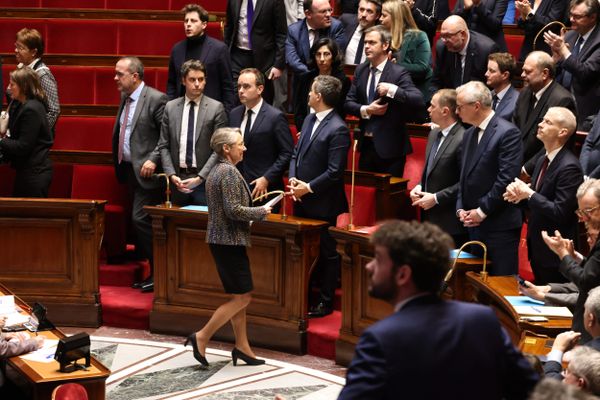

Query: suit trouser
left=295, top=205, right=340, bottom=306
left=13, top=161, right=52, bottom=198
left=468, top=227, right=521, bottom=276
left=530, top=259, right=569, bottom=286
left=231, top=47, right=274, bottom=105
left=126, top=164, right=163, bottom=268
left=359, top=137, right=406, bottom=177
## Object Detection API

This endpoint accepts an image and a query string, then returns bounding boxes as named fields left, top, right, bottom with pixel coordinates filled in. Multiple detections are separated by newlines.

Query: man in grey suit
left=157, top=59, right=227, bottom=206
left=112, top=56, right=168, bottom=292
left=410, top=89, right=467, bottom=246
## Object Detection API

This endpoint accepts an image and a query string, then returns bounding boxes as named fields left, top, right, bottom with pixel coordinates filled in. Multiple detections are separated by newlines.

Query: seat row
left=0, top=0, right=226, bottom=12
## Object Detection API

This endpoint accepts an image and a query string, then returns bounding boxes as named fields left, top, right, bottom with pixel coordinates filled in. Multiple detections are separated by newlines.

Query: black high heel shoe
left=231, top=347, right=265, bottom=366
left=184, top=333, right=209, bottom=367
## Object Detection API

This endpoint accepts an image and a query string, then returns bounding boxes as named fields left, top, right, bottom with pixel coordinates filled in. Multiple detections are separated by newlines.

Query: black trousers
left=13, top=162, right=52, bottom=198
left=359, top=137, right=406, bottom=177
left=468, top=227, right=521, bottom=276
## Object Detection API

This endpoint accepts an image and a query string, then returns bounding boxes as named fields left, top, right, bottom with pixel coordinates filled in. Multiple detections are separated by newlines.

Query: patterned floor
left=92, top=337, right=345, bottom=400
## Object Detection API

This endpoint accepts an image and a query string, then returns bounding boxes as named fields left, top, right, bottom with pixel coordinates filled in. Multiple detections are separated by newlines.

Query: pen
left=531, top=306, right=542, bottom=313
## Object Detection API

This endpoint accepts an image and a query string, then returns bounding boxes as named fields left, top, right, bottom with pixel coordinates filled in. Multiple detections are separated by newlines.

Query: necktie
left=527, top=91, right=536, bottom=117
left=535, top=156, right=549, bottom=191
left=492, top=94, right=499, bottom=110
left=562, top=36, right=584, bottom=89
left=185, top=101, right=195, bottom=168
left=454, top=53, right=463, bottom=87
left=354, top=31, right=365, bottom=64
left=247, top=0, right=254, bottom=49
left=117, top=97, right=131, bottom=164
left=426, top=131, right=443, bottom=176
left=244, top=109, right=253, bottom=138
left=367, top=66, right=377, bottom=104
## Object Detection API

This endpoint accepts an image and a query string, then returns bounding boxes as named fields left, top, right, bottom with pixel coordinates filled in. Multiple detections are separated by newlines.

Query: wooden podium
left=146, top=206, right=327, bottom=354
left=330, top=227, right=483, bottom=367
left=0, top=198, right=104, bottom=327
left=465, top=272, right=572, bottom=345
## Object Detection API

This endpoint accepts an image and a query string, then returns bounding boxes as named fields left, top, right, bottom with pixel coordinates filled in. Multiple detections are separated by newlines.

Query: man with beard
left=336, top=220, right=539, bottom=400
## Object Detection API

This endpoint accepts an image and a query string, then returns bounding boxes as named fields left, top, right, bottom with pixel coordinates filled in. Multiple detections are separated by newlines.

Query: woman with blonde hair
left=380, top=0, right=432, bottom=107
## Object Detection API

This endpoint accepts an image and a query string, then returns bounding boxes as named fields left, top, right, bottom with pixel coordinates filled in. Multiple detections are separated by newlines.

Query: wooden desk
left=465, top=272, right=572, bottom=344
left=330, top=227, right=483, bottom=366
left=0, top=198, right=105, bottom=327
left=146, top=206, right=327, bottom=354
left=1, top=284, right=110, bottom=400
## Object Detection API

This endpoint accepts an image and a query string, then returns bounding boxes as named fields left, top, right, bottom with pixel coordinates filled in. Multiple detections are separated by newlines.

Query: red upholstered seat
left=94, top=68, right=121, bottom=105
left=0, top=165, right=16, bottom=197
left=71, top=165, right=130, bottom=257
left=118, top=21, right=181, bottom=55
left=0, top=19, right=46, bottom=53
left=106, top=0, right=169, bottom=10
left=337, top=185, right=376, bottom=227
left=506, top=34, right=524, bottom=61
left=404, top=136, right=427, bottom=190
left=48, top=163, right=73, bottom=198
left=43, top=0, right=104, bottom=7
left=46, top=20, right=118, bottom=54
left=52, top=66, right=96, bottom=104
left=205, top=21, right=224, bottom=41
left=54, top=117, right=114, bottom=151
left=0, top=0, right=40, bottom=6
left=51, top=383, right=89, bottom=400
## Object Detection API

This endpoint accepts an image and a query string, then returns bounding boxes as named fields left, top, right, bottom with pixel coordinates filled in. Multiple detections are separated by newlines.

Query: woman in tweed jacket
left=184, top=127, right=271, bottom=368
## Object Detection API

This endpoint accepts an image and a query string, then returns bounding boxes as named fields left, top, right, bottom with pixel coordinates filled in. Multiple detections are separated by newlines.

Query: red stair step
left=100, top=286, right=153, bottom=330
left=307, top=311, right=341, bottom=360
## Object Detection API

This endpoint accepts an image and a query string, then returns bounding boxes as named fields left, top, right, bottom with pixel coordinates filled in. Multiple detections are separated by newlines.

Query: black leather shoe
left=140, top=279, right=154, bottom=292
left=132, top=276, right=153, bottom=289
left=231, top=348, right=265, bottom=366
left=308, top=302, right=333, bottom=318
left=184, top=333, right=209, bottom=367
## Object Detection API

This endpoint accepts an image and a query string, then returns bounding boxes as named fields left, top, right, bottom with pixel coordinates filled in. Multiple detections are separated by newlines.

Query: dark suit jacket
left=524, top=147, right=582, bottom=275
left=513, top=80, right=576, bottom=174
left=431, top=30, right=499, bottom=93
left=580, top=109, right=600, bottom=178
left=516, top=0, right=568, bottom=60
left=338, top=295, right=539, bottom=400
left=285, top=17, right=346, bottom=75
left=345, top=61, right=424, bottom=159
left=157, top=95, right=228, bottom=180
left=224, top=0, right=288, bottom=72
left=494, top=85, right=519, bottom=122
left=559, top=241, right=600, bottom=343
left=341, top=19, right=359, bottom=53
left=112, top=84, right=168, bottom=190
left=0, top=99, right=51, bottom=171
left=412, top=0, right=450, bottom=44
left=453, top=0, right=508, bottom=51
left=288, top=110, right=350, bottom=220
left=457, top=115, right=523, bottom=232
left=558, top=24, right=600, bottom=124
left=166, top=35, right=235, bottom=111
left=419, top=123, right=466, bottom=236
left=229, top=101, right=293, bottom=190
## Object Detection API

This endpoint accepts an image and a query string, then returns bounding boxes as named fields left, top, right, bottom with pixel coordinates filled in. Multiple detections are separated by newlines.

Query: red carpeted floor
left=98, top=252, right=342, bottom=359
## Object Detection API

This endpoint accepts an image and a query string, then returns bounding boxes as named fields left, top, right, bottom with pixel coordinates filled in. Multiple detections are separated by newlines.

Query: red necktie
left=535, top=156, right=549, bottom=191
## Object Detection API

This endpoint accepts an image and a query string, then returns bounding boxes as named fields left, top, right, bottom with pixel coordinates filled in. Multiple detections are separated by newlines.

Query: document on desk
left=19, top=338, right=59, bottom=363
left=0, top=295, right=30, bottom=327
left=512, top=305, right=573, bottom=318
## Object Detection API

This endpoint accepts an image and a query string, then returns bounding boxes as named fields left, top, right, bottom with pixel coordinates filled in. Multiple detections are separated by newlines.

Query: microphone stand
left=348, top=139, right=358, bottom=230
left=439, top=240, right=487, bottom=296
left=533, top=21, right=568, bottom=52
left=252, top=190, right=287, bottom=220
left=153, top=173, right=172, bottom=208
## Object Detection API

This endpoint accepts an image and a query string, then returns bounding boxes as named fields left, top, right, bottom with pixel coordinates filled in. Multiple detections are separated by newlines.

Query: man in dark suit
left=452, top=0, right=508, bottom=51
left=288, top=75, right=350, bottom=318
left=224, top=0, right=287, bottom=104
left=515, top=0, right=569, bottom=61
left=345, top=25, right=424, bottom=177
left=513, top=51, right=577, bottom=176
left=405, top=0, right=451, bottom=45
left=542, top=341, right=600, bottom=394
left=112, top=57, right=168, bottom=292
left=229, top=68, right=293, bottom=206
left=486, top=52, right=519, bottom=121
left=341, top=0, right=381, bottom=65
left=166, top=4, right=235, bottom=111
left=157, top=60, right=227, bottom=207
left=545, top=0, right=600, bottom=127
left=580, top=110, right=600, bottom=178
left=336, top=220, right=539, bottom=400
left=504, top=107, right=583, bottom=284
left=456, top=81, right=523, bottom=276
left=431, top=15, right=499, bottom=93
left=410, top=89, right=467, bottom=246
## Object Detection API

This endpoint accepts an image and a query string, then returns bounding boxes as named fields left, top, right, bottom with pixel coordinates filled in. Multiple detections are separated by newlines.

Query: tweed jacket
left=206, top=159, right=268, bottom=246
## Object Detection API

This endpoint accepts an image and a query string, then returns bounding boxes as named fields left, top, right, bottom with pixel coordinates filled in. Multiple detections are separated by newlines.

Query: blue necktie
left=247, top=0, right=254, bottom=49
left=562, top=35, right=584, bottom=89
left=367, top=67, right=377, bottom=103
left=185, top=101, right=195, bottom=168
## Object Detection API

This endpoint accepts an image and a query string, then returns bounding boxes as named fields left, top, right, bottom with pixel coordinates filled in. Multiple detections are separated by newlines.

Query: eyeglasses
left=570, top=12, right=589, bottom=20
left=14, top=42, right=29, bottom=52
left=456, top=102, right=476, bottom=111
left=440, top=30, right=464, bottom=40
left=575, top=204, right=600, bottom=218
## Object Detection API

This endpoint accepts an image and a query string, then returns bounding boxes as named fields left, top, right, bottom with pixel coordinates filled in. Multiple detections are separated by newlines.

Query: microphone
left=439, top=240, right=488, bottom=296
left=151, top=173, right=172, bottom=208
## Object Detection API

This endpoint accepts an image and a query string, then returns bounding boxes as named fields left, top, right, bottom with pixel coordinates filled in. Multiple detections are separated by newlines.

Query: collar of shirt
left=477, top=110, right=495, bottom=132
left=534, top=80, right=552, bottom=101
left=26, top=58, right=41, bottom=69
left=580, top=24, right=596, bottom=43
left=306, top=20, right=319, bottom=32
left=546, top=146, right=563, bottom=164
left=393, top=292, right=431, bottom=312
left=129, top=81, right=145, bottom=103
left=370, top=58, right=388, bottom=73
left=459, top=34, right=470, bottom=57
left=315, top=108, right=334, bottom=123
left=494, top=85, right=510, bottom=102
left=185, top=94, right=202, bottom=107
left=246, top=98, right=263, bottom=116
left=441, top=121, right=457, bottom=138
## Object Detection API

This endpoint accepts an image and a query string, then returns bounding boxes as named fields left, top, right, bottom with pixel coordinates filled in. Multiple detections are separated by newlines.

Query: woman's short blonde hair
left=210, top=127, right=242, bottom=156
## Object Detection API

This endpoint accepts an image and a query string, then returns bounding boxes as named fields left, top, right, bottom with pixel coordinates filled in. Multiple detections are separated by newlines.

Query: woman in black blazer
left=0, top=67, right=52, bottom=197
left=184, top=127, right=271, bottom=367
